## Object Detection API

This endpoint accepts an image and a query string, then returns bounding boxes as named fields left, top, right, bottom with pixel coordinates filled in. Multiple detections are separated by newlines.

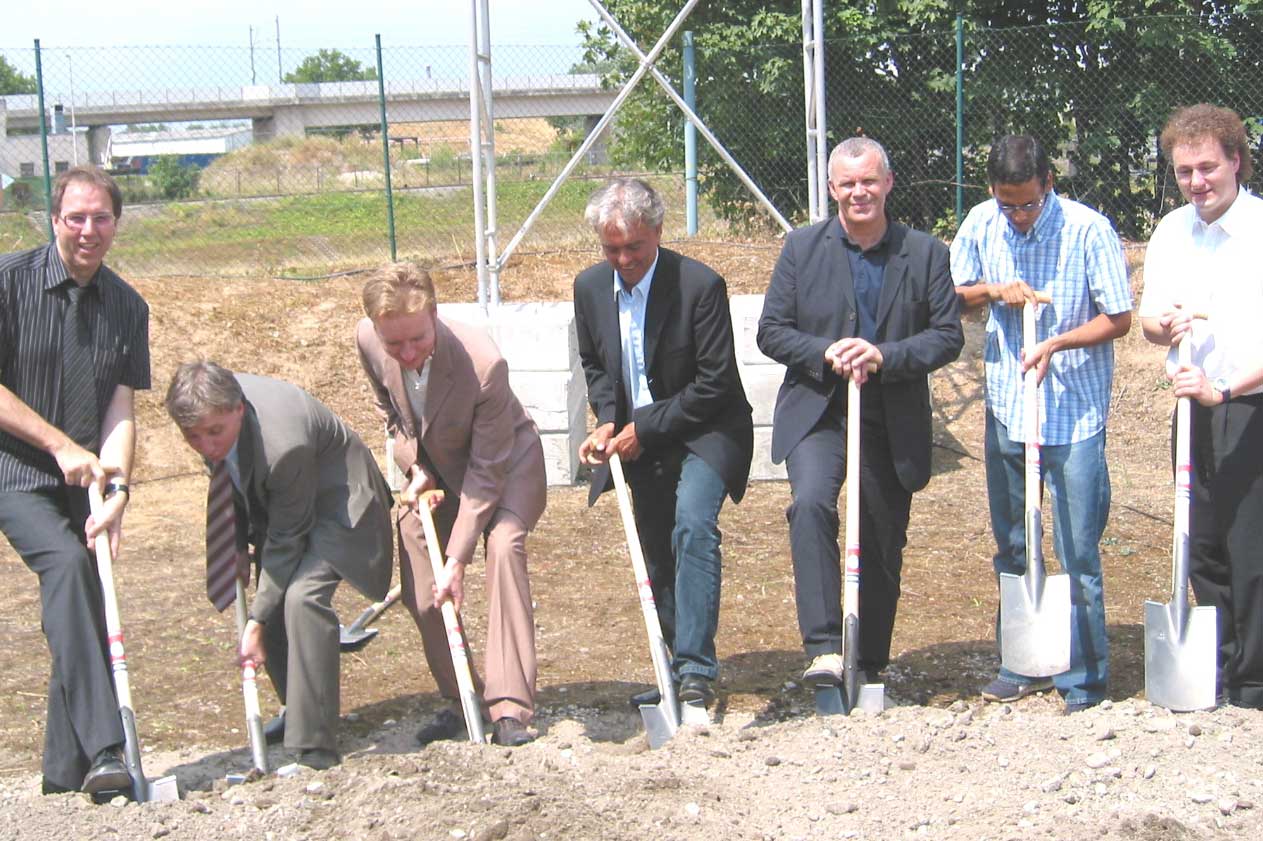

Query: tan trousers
left=397, top=503, right=537, bottom=724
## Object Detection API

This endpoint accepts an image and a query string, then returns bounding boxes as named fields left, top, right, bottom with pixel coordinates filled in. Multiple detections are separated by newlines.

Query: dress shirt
left=840, top=224, right=891, bottom=344
left=1138, top=188, right=1263, bottom=393
left=950, top=192, right=1132, bottom=444
left=402, top=357, right=432, bottom=427
left=615, top=251, right=660, bottom=411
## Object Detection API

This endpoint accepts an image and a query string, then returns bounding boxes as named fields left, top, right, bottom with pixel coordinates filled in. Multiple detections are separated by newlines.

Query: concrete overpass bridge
left=1, top=73, right=615, bottom=154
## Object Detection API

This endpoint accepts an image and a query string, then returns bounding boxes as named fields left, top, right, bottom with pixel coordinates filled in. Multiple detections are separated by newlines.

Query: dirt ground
left=1, top=238, right=1259, bottom=840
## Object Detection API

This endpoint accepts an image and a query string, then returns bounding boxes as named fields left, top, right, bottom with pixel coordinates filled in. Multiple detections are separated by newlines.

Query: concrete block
left=509, top=365, right=585, bottom=433
left=439, top=302, right=577, bottom=371
left=729, top=294, right=777, bottom=366
left=750, top=426, right=787, bottom=481
left=738, top=364, right=785, bottom=427
left=540, top=428, right=585, bottom=487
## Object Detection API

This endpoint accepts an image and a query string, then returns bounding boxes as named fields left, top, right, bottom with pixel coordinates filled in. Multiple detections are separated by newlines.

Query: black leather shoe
left=264, top=709, right=286, bottom=744
left=41, top=778, right=76, bottom=795
left=415, top=708, right=465, bottom=745
left=298, top=748, right=341, bottom=770
left=678, top=674, right=715, bottom=707
left=629, top=687, right=662, bottom=709
left=491, top=717, right=534, bottom=747
left=81, top=748, right=131, bottom=795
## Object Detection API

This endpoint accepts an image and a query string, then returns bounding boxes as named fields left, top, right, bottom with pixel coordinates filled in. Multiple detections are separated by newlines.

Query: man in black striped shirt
left=0, top=166, right=150, bottom=796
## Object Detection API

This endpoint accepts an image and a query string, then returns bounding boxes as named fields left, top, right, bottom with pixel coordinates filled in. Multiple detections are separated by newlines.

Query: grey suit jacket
left=757, top=216, right=964, bottom=493
left=236, top=373, right=393, bottom=623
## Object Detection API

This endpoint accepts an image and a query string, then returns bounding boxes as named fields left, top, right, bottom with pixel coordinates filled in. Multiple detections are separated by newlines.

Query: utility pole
left=275, top=17, right=282, bottom=83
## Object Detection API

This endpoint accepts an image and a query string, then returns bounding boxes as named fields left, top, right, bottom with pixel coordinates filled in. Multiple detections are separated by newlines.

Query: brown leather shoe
left=491, top=717, right=534, bottom=747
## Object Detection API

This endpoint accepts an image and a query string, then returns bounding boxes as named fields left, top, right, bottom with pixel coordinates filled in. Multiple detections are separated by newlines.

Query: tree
left=283, top=49, right=377, bottom=84
left=580, top=1, right=1263, bottom=237
left=0, top=55, right=36, bottom=95
left=148, top=156, right=200, bottom=200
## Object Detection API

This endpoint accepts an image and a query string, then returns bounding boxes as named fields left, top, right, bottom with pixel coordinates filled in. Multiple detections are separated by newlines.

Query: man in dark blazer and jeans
left=758, top=137, right=963, bottom=688
left=574, top=178, right=753, bottom=708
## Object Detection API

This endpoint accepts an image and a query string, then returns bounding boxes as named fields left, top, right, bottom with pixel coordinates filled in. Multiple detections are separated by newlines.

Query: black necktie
left=60, top=283, right=99, bottom=452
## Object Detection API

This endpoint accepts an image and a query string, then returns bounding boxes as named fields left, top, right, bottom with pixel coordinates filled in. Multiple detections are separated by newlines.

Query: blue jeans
left=626, top=450, right=727, bottom=680
left=985, top=410, right=1110, bottom=705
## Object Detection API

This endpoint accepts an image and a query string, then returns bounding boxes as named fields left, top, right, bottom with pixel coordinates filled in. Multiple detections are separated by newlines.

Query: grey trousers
left=0, top=488, right=124, bottom=790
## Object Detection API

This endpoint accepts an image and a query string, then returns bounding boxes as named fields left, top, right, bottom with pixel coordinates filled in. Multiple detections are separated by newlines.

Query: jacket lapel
left=642, top=248, right=677, bottom=375
left=826, top=218, right=858, bottom=337
left=875, top=222, right=909, bottom=332
left=420, top=319, right=455, bottom=443
left=597, top=270, right=622, bottom=386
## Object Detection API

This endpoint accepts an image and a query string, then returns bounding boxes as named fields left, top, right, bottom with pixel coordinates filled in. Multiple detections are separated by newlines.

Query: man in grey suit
left=758, top=137, right=963, bottom=689
left=166, top=360, right=393, bottom=769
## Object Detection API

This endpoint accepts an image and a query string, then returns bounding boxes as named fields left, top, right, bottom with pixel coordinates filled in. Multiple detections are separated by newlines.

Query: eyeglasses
left=995, top=195, right=1047, bottom=216
left=59, top=213, right=116, bottom=230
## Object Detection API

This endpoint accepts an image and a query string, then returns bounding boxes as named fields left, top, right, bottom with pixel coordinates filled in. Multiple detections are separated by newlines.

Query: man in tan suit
left=355, top=263, right=546, bottom=747
left=167, top=361, right=394, bottom=770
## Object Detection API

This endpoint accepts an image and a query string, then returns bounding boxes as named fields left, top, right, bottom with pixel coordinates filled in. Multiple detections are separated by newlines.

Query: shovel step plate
left=999, top=571, right=1071, bottom=677
left=1144, top=600, right=1218, bottom=712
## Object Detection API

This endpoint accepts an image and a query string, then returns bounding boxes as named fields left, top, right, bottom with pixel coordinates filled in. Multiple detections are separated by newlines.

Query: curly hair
left=1160, top=103, right=1254, bottom=184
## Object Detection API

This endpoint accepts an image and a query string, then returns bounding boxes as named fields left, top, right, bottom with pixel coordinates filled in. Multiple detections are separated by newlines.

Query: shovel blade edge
left=1144, top=600, right=1218, bottom=712
left=999, top=572, right=1071, bottom=677
left=640, top=705, right=678, bottom=749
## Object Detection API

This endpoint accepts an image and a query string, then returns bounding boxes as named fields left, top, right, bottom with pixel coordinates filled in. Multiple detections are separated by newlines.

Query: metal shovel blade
left=639, top=703, right=678, bottom=749
left=339, top=623, right=379, bottom=652
left=999, top=570, right=1071, bottom=677
left=1144, top=600, right=1217, bottom=712
left=146, top=774, right=180, bottom=802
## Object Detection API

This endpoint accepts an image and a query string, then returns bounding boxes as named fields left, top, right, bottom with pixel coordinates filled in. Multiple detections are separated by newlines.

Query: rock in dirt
left=474, top=819, right=510, bottom=841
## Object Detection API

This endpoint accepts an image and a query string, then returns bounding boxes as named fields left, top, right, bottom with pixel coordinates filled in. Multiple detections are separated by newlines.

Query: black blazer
left=574, top=247, right=754, bottom=504
left=757, top=217, right=964, bottom=493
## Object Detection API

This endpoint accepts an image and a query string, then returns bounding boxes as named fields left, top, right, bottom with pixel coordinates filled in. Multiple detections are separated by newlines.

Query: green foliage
left=0, top=55, right=35, bottom=95
left=582, top=1, right=1263, bottom=237
left=148, top=156, right=201, bottom=200
left=283, top=49, right=377, bottom=83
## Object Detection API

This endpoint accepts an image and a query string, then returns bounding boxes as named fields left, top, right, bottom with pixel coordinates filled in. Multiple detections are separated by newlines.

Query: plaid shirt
left=950, top=193, right=1132, bottom=445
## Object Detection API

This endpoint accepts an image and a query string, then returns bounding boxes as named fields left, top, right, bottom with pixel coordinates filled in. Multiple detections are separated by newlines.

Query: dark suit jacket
left=757, top=217, right=964, bottom=493
left=574, top=247, right=754, bottom=504
left=235, top=373, right=394, bottom=623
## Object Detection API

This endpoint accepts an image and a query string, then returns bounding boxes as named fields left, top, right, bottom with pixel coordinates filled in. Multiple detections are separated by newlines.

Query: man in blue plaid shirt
left=951, top=135, right=1132, bottom=714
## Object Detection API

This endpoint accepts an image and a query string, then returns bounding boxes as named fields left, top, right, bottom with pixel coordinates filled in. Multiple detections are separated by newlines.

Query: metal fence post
left=375, top=34, right=397, bottom=262
left=34, top=39, right=54, bottom=241
left=683, top=31, right=698, bottom=236
left=955, top=13, right=964, bottom=225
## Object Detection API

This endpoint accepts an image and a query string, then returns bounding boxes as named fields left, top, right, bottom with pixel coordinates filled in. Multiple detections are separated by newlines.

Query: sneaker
left=979, top=676, right=1054, bottom=703
left=803, top=653, right=844, bottom=685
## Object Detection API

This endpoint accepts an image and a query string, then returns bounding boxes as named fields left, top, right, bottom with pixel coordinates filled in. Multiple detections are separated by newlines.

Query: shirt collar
left=611, top=248, right=661, bottom=301
left=1193, top=185, right=1250, bottom=237
left=43, top=242, right=104, bottom=295
left=840, top=218, right=893, bottom=254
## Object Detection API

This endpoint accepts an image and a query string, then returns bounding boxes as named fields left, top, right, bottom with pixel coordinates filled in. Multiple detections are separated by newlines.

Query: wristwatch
left=1213, top=377, right=1232, bottom=404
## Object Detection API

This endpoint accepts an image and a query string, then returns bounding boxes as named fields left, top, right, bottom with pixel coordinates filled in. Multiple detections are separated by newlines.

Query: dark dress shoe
left=41, top=778, right=76, bottom=795
left=629, top=687, right=662, bottom=709
left=298, top=748, right=341, bottom=770
left=415, top=708, right=466, bottom=745
left=81, top=747, right=131, bottom=795
left=264, top=709, right=286, bottom=744
left=491, top=717, right=534, bottom=747
left=678, top=674, right=715, bottom=707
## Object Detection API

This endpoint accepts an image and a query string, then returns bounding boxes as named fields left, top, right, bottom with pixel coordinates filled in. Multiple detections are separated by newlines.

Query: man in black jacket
left=574, top=178, right=753, bottom=708
left=758, top=137, right=963, bottom=689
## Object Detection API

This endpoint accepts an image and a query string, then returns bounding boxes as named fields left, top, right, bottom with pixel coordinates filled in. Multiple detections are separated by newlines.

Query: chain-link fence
left=2, top=12, right=1261, bottom=276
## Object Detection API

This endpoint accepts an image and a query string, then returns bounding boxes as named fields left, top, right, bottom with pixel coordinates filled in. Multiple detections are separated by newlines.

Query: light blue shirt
left=615, top=251, right=660, bottom=412
left=950, top=192, right=1132, bottom=445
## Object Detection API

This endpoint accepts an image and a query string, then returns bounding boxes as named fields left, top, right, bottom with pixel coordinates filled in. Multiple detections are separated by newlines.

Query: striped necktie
left=60, top=283, right=99, bottom=451
left=206, top=460, right=249, bottom=612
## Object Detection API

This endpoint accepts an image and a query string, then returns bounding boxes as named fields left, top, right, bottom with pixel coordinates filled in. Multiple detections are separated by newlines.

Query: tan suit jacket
left=355, top=315, right=546, bottom=554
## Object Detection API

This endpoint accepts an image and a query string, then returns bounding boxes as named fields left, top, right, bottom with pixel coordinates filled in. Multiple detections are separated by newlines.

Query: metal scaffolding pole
left=468, top=0, right=490, bottom=310
left=476, top=0, right=500, bottom=307
left=806, top=0, right=829, bottom=221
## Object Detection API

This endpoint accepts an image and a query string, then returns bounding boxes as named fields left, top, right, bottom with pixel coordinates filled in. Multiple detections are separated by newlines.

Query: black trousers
left=784, top=397, right=912, bottom=672
left=0, top=488, right=124, bottom=790
left=1182, top=394, right=1263, bottom=707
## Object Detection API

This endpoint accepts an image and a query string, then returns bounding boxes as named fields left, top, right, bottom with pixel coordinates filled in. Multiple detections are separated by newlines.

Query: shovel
left=232, top=579, right=268, bottom=777
left=814, top=376, right=885, bottom=716
left=339, top=585, right=402, bottom=652
left=417, top=491, right=486, bottom=744
left=87, top=484, right=179, bottom=802
left=1144, top=336, right=1218, bottom=711
left=608, top=453, right=684, bottom=747
left=998, top=300, right=1071, bottom=677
